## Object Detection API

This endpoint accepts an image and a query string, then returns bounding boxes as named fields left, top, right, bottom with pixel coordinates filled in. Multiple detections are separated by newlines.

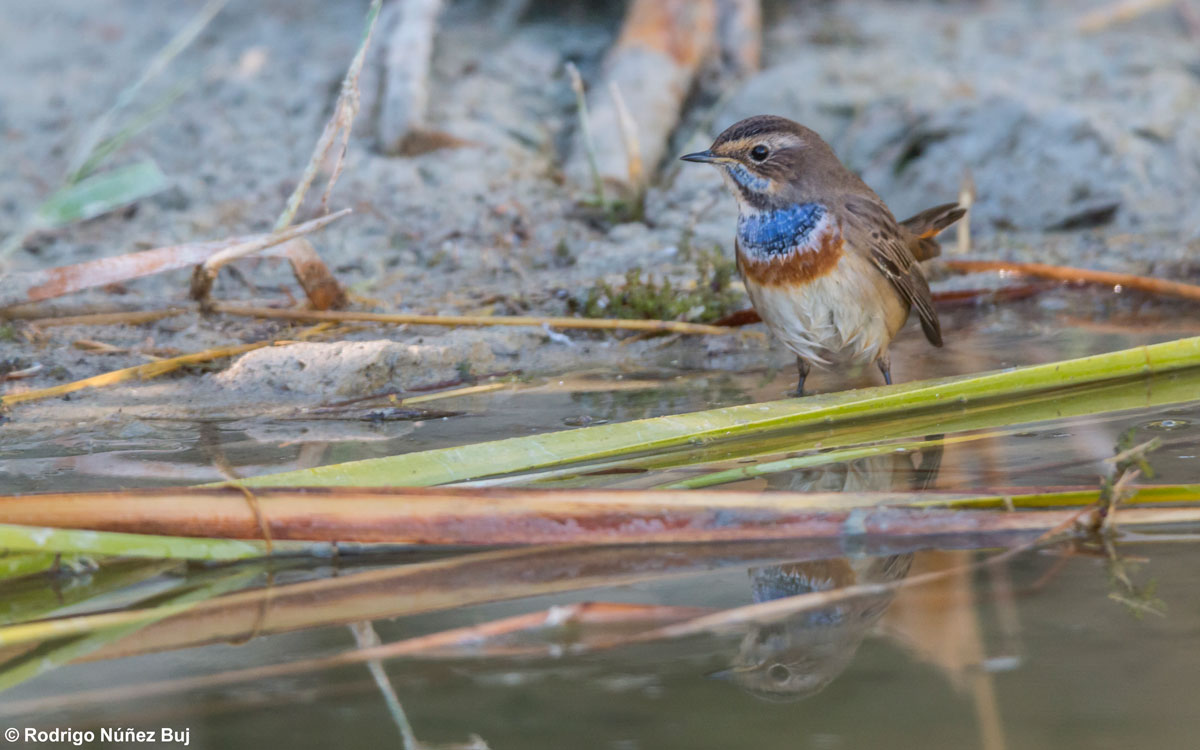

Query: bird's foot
left=876, top=353, right=893, bottom=386
left=793, top=357, right=811, bottom=397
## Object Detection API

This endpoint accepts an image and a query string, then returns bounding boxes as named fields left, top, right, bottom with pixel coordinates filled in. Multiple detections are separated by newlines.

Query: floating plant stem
left=234, top=336, right=1200, bottom=488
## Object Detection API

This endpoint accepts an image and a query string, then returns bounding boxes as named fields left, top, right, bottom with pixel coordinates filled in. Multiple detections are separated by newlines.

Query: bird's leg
left=876, top=351, right=893, bottom=386
left=793, top=357, right=810, bottom=396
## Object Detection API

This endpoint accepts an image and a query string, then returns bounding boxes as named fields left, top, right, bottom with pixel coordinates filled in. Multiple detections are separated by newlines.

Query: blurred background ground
left=2, top=0, right=1199, bottom=420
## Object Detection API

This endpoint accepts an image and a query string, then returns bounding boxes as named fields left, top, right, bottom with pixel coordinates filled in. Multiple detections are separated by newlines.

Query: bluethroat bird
left=681, top=115, right=966, bottom=394
left=711, top=443, right=939, bottom=701
left=712, top=554, right=914, bottom=702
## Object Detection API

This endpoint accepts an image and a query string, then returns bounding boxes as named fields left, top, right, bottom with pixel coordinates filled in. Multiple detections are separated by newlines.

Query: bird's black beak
left=680, top=149, right=719, bottom=164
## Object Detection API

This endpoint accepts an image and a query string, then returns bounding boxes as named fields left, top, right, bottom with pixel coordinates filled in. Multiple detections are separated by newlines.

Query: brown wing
left=842, top=196, right=943, bottom=347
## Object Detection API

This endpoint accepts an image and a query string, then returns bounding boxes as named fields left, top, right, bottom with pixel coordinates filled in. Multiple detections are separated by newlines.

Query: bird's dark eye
left=768, top=664, right=790, bottom=683
left=749, top=145, right=769, bottom=162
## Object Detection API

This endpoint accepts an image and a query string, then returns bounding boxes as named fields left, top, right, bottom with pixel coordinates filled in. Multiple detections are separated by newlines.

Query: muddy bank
left=2, top=0, right=1199, bottom=424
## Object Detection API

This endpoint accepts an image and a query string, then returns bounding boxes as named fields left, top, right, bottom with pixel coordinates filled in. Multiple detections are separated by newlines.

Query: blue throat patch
left=737, top=203, right=826, bottom=258
left=725, top=163, right=770, bottom=192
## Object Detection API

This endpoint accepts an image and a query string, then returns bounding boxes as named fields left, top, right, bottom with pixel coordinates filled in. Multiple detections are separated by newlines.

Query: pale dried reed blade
left=378, top=0, right=445, bottom=154
left=565, top=0, right=718, bottom=201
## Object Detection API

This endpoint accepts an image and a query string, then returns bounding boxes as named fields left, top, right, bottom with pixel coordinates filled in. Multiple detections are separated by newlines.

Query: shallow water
left=2, top=288, right=1200, bottom=748
left=3, top=289, right=1200, bottom=493
left=3, top=539, right=1199, bottom=750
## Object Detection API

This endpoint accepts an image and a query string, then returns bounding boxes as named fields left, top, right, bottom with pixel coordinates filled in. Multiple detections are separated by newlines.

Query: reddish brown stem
left=944, top=259, right=1200, bottom=303
left=0, top=603, right=711, bottom=717
left=1, top=486, right=1196, bottom=545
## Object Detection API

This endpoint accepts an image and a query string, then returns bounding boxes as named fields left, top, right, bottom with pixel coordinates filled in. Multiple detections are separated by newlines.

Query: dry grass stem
left=566, top=62, right=606, bottom=205
left=956, top=168, right=975, bottom=255
left=275, top=0, right=382, bottom=230
left=315, top=0, right=387, bottom=215
left=212, top=302, right=734, bottom=335
left=72, top=339, right=127, bottom=354
left=189, top=209, right=352, bottom=304
left=350, top=621, right=420, bottom=749
left=400, top=382, right=509, bottom=404
left=609, top=82, right=643, bottom=190
left=67, top=0, right=231, bottom=180
left=0, top=364, right=43, bottom=382
left=0, top=342, right=270, bottom=407
left=22, top=308, right=189, bottom=328
left=193, top=0, right=382, bottom=306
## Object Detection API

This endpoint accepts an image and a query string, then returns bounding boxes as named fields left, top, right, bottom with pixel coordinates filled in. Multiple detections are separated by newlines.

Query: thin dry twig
left=956, top=169, right=975, bottom=256
left=943, top=259, right=1200, bottom=303
left=0, top=603, right=707, bottom=717
left=201, top=431, right=276, bottom=556
left=61, top=542, right=840, bottom=665
left=0, top=364, right=43, bottom=382
left=192, top=0, right=383, bottom=306
left=21, top=308, right=189, bottom=328
left=347, top=602, right=712, bottom=659
left=189, top=210, right=353, bottom=305
left=276, top=0, right=382, bottom=232
left=67, top=0, right=231, bottom=181
left=609, top=81, right=643, bottom=192
left=400, top=382, right=509, bottom=404
left=350, top=621, right=420, bottom=749
left=0, top=212, right=348, bottom=312
left=0, top=342, right=269, bottom=407
left=211, top=302, right=735, bottom=336
left=566, top=62, right=605, bottom=205
left=72, top=339, right=127, bottom=354
left=315, top=0, right=385, bottom=215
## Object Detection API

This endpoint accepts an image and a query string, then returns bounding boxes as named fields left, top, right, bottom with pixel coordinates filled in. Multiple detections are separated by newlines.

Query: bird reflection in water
left=713, top=439, right=944, bottom=702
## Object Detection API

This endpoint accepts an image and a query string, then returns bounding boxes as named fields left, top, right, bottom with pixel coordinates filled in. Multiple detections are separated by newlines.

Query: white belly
left=743, top=253, right=907, bottom=368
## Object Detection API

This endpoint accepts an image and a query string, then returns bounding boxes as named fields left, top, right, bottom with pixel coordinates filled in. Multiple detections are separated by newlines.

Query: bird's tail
left=900, top=203, right=967, bottom=261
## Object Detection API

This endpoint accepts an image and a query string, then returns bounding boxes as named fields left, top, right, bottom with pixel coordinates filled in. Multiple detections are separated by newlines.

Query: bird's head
left=681, top=115, right=839, bottom=212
